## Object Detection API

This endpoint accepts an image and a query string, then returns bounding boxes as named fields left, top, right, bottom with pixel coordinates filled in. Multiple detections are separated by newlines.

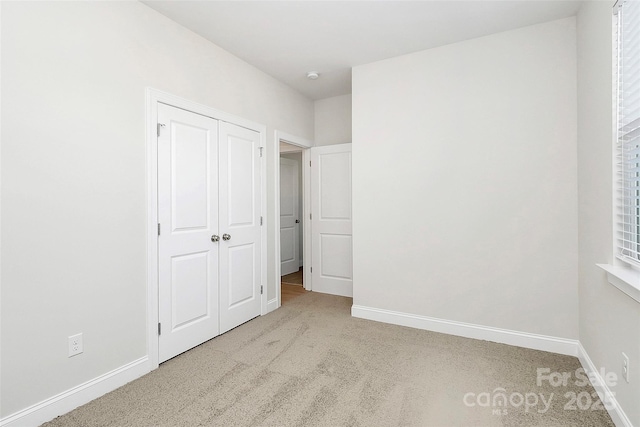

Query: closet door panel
left=219, top=122, right=262, bottom=334
left=157, top=103, right=219, bottom=363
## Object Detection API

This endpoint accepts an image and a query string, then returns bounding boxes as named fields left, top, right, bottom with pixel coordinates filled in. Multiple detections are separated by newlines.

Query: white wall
left=314, top=94, right=352, bottom=146
left=280, top=152, right=304, bottom=266
left=352, top=18, right=578, bottom=338
left=577, top=2, right=640, bottom=425
left=0, top=1, right=313, bottom=418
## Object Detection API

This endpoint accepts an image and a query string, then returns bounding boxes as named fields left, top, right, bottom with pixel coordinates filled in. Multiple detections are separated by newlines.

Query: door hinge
left=310, top=213, right=312, bottom=220
left=260, top=216, right=263, bottom=226
left=157, top=123, right=165, bottom=137
left=158, top=323, right=161, bottom=335
left=259, top=147, right=263, bottom=157
left=157, top=223, right=161, bottom=236
left=260, top=285, right=263, bottom=295
left=309, top=161, right=311, bottom=167
left=310, top=267, right=313, bottom=273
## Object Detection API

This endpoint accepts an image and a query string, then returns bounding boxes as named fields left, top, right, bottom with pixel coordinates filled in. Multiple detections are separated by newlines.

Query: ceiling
left=143, top=1, right=582, bottom=100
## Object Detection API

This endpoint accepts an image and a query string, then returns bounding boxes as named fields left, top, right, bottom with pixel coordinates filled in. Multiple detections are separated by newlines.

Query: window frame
left=614, top=0, right=640, bottom=268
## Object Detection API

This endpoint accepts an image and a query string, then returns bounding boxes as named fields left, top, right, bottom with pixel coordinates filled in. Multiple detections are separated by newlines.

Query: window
left=615, top=0, right=640, bottom=265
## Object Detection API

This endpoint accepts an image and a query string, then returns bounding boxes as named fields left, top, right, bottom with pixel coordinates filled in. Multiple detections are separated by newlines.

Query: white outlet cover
left=68, top=333, right=83, bottom=357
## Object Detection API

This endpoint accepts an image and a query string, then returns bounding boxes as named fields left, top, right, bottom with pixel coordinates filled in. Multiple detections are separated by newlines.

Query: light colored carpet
left=43, top=292, right=614, bottom=426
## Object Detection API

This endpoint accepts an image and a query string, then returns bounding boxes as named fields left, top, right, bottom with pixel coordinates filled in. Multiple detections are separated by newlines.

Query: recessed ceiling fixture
left=306, top=71, right=319, bottom=80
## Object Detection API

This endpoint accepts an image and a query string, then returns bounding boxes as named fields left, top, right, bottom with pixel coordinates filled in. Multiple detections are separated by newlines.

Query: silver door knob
left=222, top=233, right=231, bottom=241
left=295, top=219, right=300, bottom=223
left=211, top=235, right=219, bottom=242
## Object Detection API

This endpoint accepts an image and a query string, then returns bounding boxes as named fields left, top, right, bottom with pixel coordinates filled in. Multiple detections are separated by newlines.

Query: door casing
left=146, top=88, right=267, bottom=370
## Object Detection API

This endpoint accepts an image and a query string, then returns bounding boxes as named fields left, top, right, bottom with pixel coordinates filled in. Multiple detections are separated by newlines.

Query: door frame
left=146, top=88, right=267, bottom=370
left=273, top=131, right=313, bottom=312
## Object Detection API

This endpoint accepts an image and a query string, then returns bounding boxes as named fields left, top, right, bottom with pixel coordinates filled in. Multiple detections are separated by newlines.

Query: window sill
left=596, top=263, right=640, bottom=304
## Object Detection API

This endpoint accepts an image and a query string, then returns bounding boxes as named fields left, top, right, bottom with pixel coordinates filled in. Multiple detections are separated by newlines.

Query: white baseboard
left=578, top=343, right=633, bottom=427
left=351, top=305, right=578, bottom=356
left=0, top=357, right=150, bottom=427
left=1, top=314, right=631, bottom=427
left=267, top=297, right=279, bottom=313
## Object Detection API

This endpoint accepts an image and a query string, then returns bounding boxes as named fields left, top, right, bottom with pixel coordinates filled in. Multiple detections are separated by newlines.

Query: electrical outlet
left=68, top=333, right=83, bottom=357
left=622, top=352, right=630, bottom=383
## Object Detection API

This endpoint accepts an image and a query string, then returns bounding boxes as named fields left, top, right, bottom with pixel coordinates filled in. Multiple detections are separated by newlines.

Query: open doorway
left=273, top=131, right=312, bottom=309
left=272, top=133, right=353, bottom=308
left=279, top=142, right=307, bottom=304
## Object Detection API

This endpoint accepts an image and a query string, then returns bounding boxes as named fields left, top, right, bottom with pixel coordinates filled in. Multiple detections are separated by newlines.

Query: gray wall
left=314, top=94, right=352, bottom=146
left=352, top=18, right=579, bottom=338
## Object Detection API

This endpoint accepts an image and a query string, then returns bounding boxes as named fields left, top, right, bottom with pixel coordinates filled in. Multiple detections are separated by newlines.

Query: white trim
left=259, top=127, right=268, bottom=316
left=578, top=343, right=633, bottom=427
left=267, top=297, right=278, bottom=313
left=612, top=8, right=620, bottom=276
left=597, top=263, right=640, bottom=303
left=150, top=89, right=268, bottom=134
left=273, top=130, right=313, bottom=312
left=351, top=305, right=579, bottom=356
left=146, top=89, right=160, bottom=370
left=146, top=88, right=268, bottom=367
left=302, top=149, right=312, bottom=292
left=277, top=131, right=313, bottom=149
left=0, top=357, right=149, bottom=427
left=273, top=134, right=281, bottom=311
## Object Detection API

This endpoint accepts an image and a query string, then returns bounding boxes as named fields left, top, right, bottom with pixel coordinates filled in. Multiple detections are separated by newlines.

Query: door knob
left=222, top=233, right=231, bottom=241
left=211, top=235, right=220, bottom=242
left=295, top=219, right=300, bottom=223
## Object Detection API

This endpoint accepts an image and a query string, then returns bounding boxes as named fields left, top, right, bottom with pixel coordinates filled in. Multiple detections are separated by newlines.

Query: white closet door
left=219, top=122, right=262, bottom=334
left=158, top=104, right=219, bottom=363
left=311, top=143, right=353, bottom=297
left=280, top=157, right=300, bottom=276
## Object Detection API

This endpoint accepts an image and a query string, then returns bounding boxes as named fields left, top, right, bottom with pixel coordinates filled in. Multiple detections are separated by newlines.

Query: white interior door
left=157, top=103, right=219, bottom=363
left=219, top=121, right=262, bottom=334
left=280, top=157, right=299, bottom=276
left=311, top=143, right=353, bottom=297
